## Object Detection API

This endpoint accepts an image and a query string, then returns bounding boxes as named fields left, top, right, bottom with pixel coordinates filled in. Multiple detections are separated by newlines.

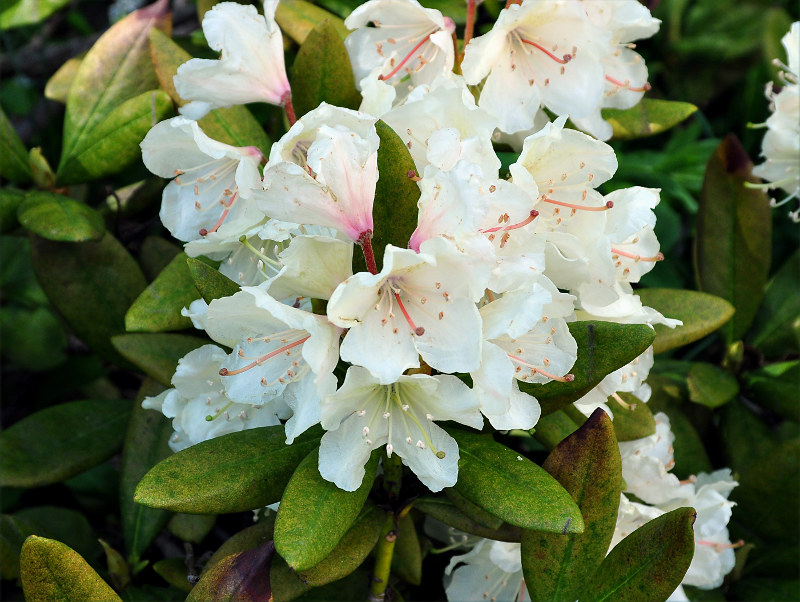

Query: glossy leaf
left=0, top=399, right=131, bottom=488
left=749, top=249, right=800, bottom=357
left=413, top=497, right=521, bottom=542
left=603, top=99, right=698, bottom=140
left=363, top=120, right=420, bottom=272
left=637, top=289, right=735, bottom=354
left=522, top=410, right=622, bottom=602
left=120, top=378, right=172, bottom=565
left=20, top=536, right=121, bottom=602
left=391, top=513, right=422, bottom=586
left=187, top=256, right=240, bottom=303
left=44, top=55, right=82, bottom=103
left=448, top=428, right=584, bottom=534
left=532, top=410, right=580, bottom=450
left=31, top=232, right=147, bottom=365
left=275, top=449, right=378, bottom=571
left=58, top=0, right=171, bottom=179
left=187, top=541, right=275, bottom=602
left=149, top=28, right=271, bottom=150
left=275, top=0, right=348, bottom=44
left=140, top=235, right=182, bottom=281
left=744, top=361, right=800, bottom=422
left=203, top=518, right=276, bottom=576
left=695, top=135, right=771, bottom=342
left=17, top=191, right=105, bottom=242
left=520, top=321, right=655, bottom=415
left=0, top=0, right=71, bottom=29
left=152, top=557, right=194, bottom=592
left=687, top=362, right=739, bottom=408
left=112, top=333, right=207, bottom=386
left=579, top=507, right=696, bottom=602
left=134, top=426, right=322, bottom=514
left=291, top=20, right=361, bottom=118
left=99, top=539, right=131, bottom=591
left=125, top=252, right=198, bottom=332
left=444, top=487, right=503, bottom=530
left=608, top=394, right=656, bottom=441
left=0, top=515, right=36, bottom=580
left=59, top=90, right=174, bottom=184
left=168, top=513, right=217, bottom=543
left=0, top=107, right=31, bottom=184
left=13, top=507, right=102, bottom=573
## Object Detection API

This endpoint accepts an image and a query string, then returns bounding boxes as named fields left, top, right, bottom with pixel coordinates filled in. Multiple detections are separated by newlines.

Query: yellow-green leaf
left=17, top=191, right=105, bottom=242
left=44, top=55, right=83, bottom=104
left=112, top=333, right=207, bottom=385
left=275, top=0, right=348, bottom=44
left=125, top=252, right=198, bottom=332
left=0, top=0, right=71, bottom=29
left=604, top=99, right=698, bottom=140
left=187, top=256, right=240, bottom=303
left=20, top=536, right=121, bottom=602
left=686, top=362, right=739, bottom=408
left=0, top=107, right=31, bottom=184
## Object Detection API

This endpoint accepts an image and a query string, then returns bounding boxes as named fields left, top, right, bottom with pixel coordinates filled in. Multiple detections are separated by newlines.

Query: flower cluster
left=434, top=414, right=740, bottom=602
left=753, top=21, right=799, bottom=222
left=140, top=0, right=674, bottom=493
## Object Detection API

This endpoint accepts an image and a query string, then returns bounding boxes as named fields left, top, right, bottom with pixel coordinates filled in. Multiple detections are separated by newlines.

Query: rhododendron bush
left=1, top=0, right=797, bottom=600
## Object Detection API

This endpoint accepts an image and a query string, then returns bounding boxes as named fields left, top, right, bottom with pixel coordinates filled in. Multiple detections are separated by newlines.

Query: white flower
left=444, top=539, right=524, bottom=602
left=327, top=237, right=489, bottom=384
left=318, top=367, right=482, bottom=491
left=259, top=104, right=379, bottom=243
left=140, top=117, right=264, bottom=243
left=345, top=0, right=455, bottom=99
left=574, top=347, right=654, bottom=418
left=753, top=22, right=800, bottom=221
left=142, top=345, right=282, bottom=451
left=174, top=1, right=290, bottom=120
left=461, top=0, right=610, bottom=133
left=203, top=288, right=341, bottom=443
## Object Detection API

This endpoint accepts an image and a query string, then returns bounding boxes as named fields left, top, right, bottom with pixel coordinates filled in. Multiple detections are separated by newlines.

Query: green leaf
left=0, top=514, right=37, bottom=580
left=364, top=120, right=420, bottom=272
left=58, top=0, right=171, bottom=179
left=58, top=90, right=174, bottom=184
left=413, top=497, right=521, bottom=542
left=168, top=513, right=216, bottom=543
left=749, top=249, right=800, bottom=357
left=637, top=289, right=735, bottom=354
left=20, top=536, right=122, bottom=602
left=121, top=378, right=173, bottom=566
left=686, top=362, right=739, bottom=408
left=275, top=0, right=349, bottom=44
left=447, top=428, right=584, bottom=534
left=44, top=55, right=83, bottom=104
left=17, top=191, right=105, bottom=242
left=290, top=20, right=361, bottom=118
left=579, top=508, right=696, bottom=602
left=608, top=394, right=656, bottom=441
left=125, top=252, right=198, bottom=332
left=152, top=557, right=194, bottom=592
left=532, top=410, right=581, bottom=450
left=522, top=410, right=622, bottom=602
left=0, top=399, right=131, bottom=488
left=188, top=541, right=275, bottom=602
left=695, top=135, right=772, bottom=342
left=140, top=235, right=181, bottom=281
left=0, top=107, right=31, bottom=183
left=30, top=232, right=147, bottom=365
left=99, top=539, right=131, bottom=591
left=203, top=518, right=275, bottom=577
left=187, top=256, right=240, bottom=303
left=391, top=513, right=422, bottom=586
left=444, top=487, right=503, bottom=530
left=0, top=187, right=26, bottom=233
left=275, top=449, right=378, bottom=571
left=134, top=426, right=322, bottom=514
left=603, top=99, right=698, bottom=140
left=13, top=507, right=102, bottom=572
left=520, top=321, right=656, bottom=415
left=149, top=28, right=271, bottom=150
left=0, top=0, right=70, bottom=29
left=744, top=361, right=800, bottom=422
left=0, top=306, right=67, bottom=371
left=112, top=333, right=207, bottom=386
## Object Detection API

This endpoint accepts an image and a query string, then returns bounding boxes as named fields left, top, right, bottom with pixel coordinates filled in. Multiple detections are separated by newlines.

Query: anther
left=393, top=292, right=425, bottom=336
left=610, top=248, right=664, bottom=262
left=481, top=210, right=539, bottom=233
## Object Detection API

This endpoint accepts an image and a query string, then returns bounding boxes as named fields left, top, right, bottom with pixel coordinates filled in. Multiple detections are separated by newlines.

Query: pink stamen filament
left=519, top=38, right=572, bottom=64
left=219, top=335, right=310, bottom=376
left=606, top=74, right=651, bottom=92
left=199, top=191, right=238, bottom=236
left=543, top=197, right=614, bottom=212
left=380, top=34, right=432, bottom=81
left=611, top=247, right=664, bottom=262
left=508, top=354, right=574, bottom=382
left=481, top=210, right=539, bottom=233
left=394, top=292, right=425, bottom=336
left=696, top=539, right=745, bottom=550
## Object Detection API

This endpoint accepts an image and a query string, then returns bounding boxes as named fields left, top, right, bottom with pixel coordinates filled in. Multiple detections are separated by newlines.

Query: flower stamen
left=610, top=247, right=664, bottom=262
left=519, top=37, right=572, bottom=64
left=219, top=335, right=310, bottom=376
left=481, top=210, right=539, bottom=233
left=393, top=292, right=425, bottom=336
left=542, top=197, right=614, bottom=212
left=379, top=34, right=432, bottom=81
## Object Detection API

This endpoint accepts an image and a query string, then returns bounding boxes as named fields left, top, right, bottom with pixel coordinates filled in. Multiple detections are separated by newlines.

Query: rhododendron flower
left=140, top=117, right=264, bottom=243
left=462, top=0, right=610, bottom=133
left=174, top=1, right=291, bottom=120
left=318, top=367, right=482, bottom=491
